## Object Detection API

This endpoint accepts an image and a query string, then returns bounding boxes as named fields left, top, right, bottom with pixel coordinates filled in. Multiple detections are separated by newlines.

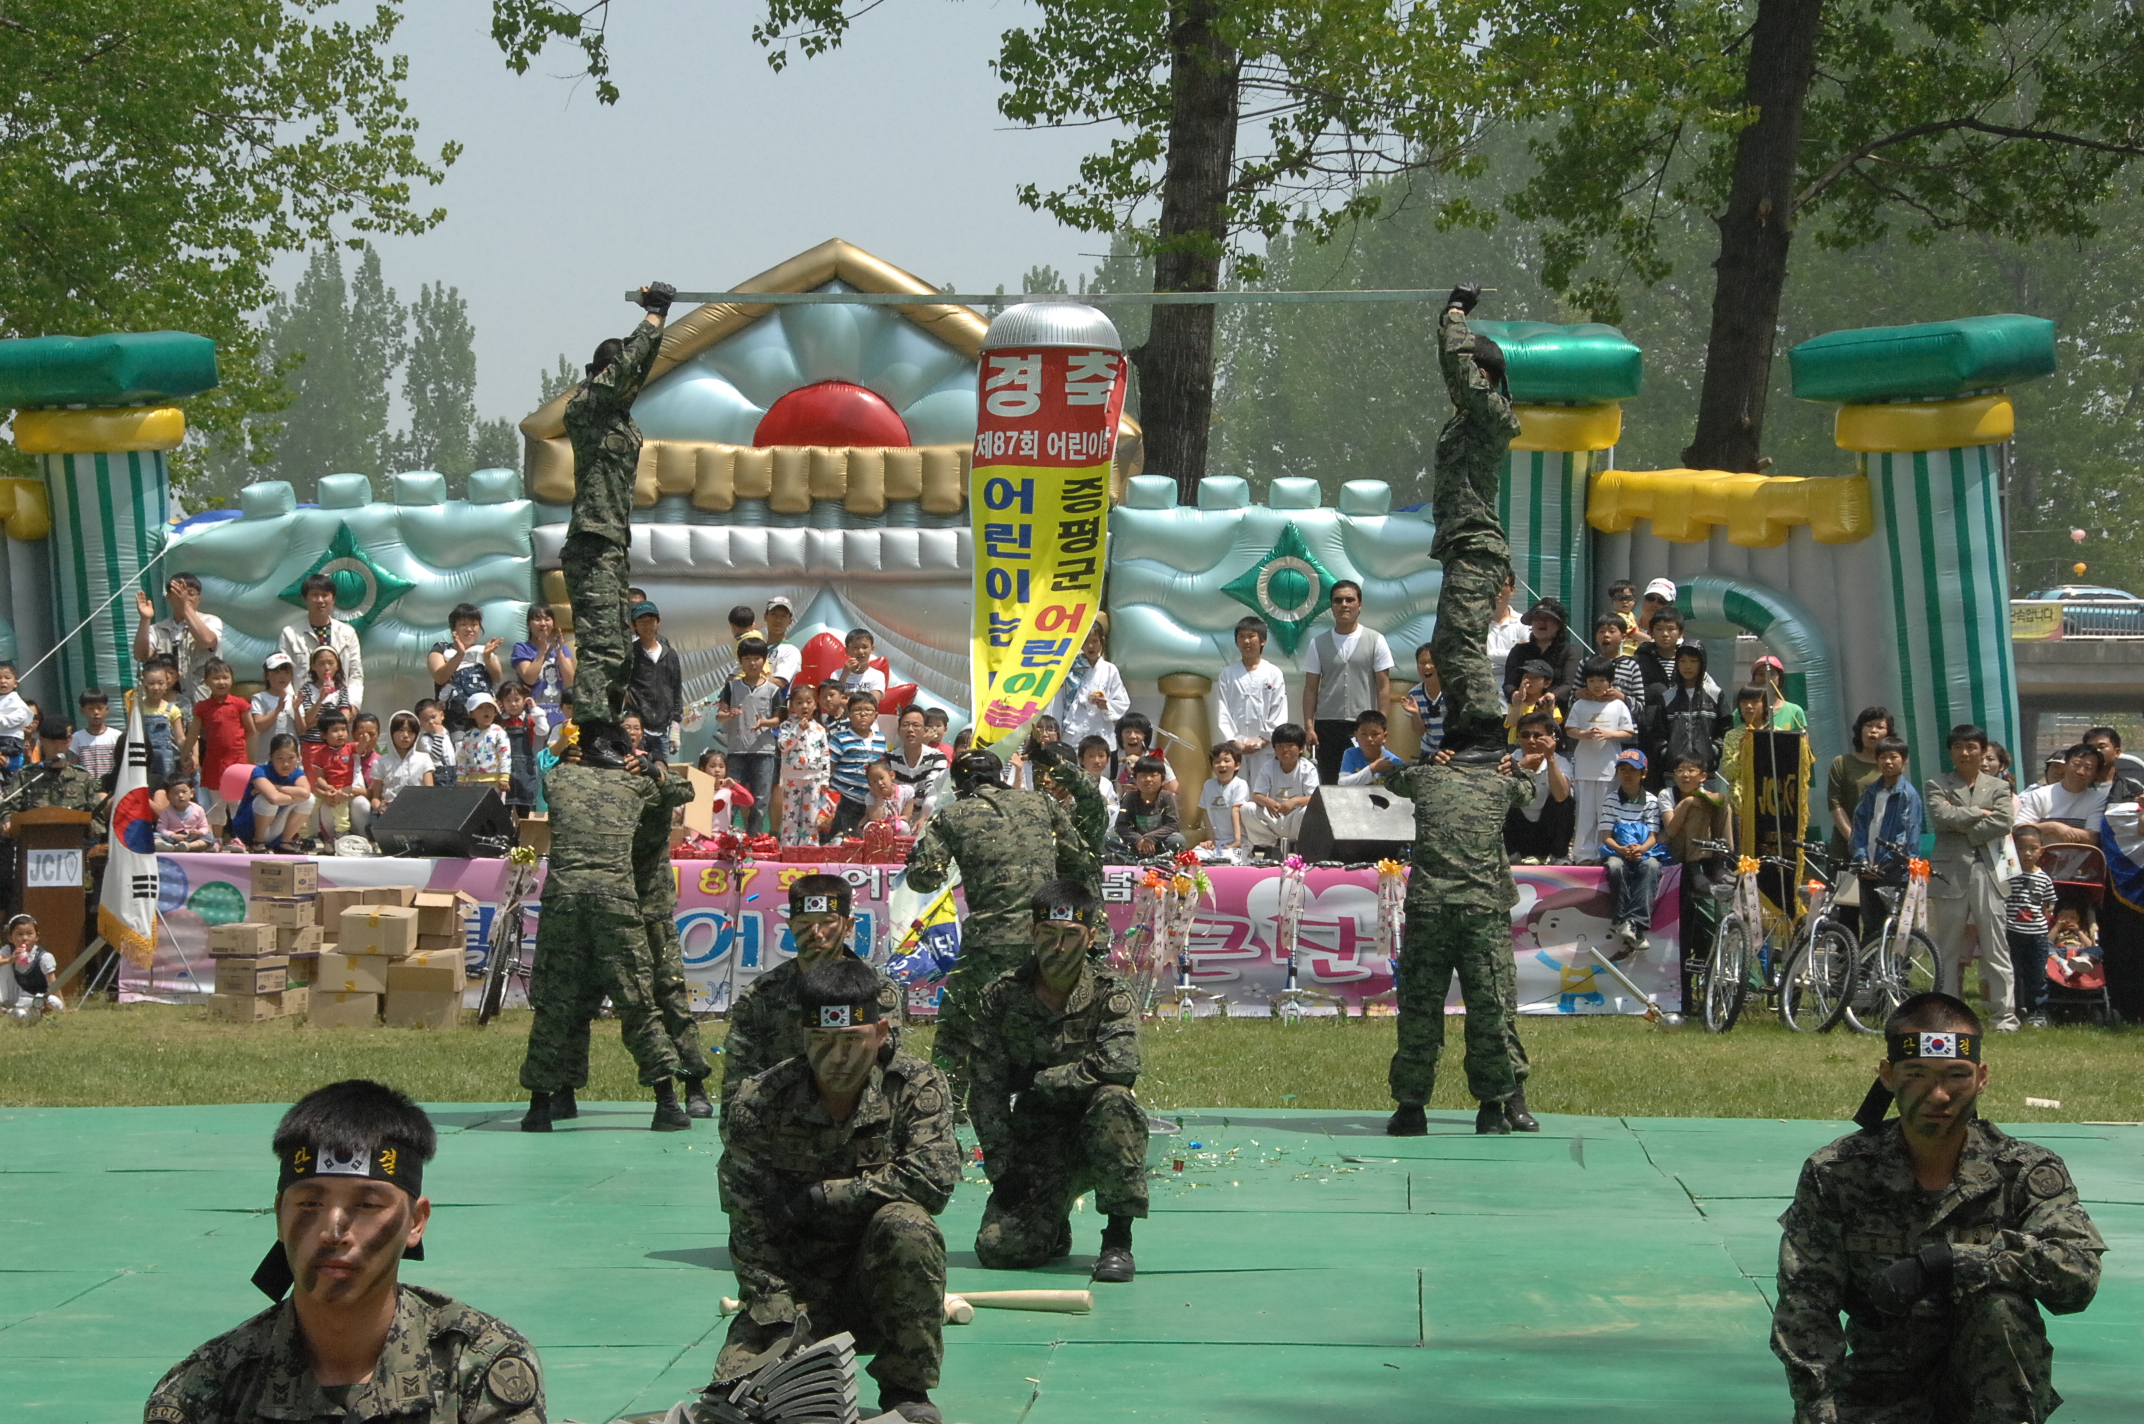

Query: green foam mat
left=2, top=1105, right=2136, bottom=1421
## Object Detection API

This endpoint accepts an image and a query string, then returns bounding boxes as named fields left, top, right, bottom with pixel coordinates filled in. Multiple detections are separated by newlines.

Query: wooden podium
left=13, top=807, right=94, bottom=982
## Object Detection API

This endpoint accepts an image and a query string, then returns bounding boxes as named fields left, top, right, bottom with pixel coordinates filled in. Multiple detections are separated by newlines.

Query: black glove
left=639, top=281, right=677, bottom=316
left=1868, top=1241, right=1953, bottom=1314
left=772, top=1181, right=832, bottom=1232
left=1446, top=282, right=1480, bottom=313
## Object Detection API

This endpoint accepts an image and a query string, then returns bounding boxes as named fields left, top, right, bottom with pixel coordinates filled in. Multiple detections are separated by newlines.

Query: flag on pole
left=98, top=700, right=161, bottom=966
left=886, top=886, right=962, bottom=984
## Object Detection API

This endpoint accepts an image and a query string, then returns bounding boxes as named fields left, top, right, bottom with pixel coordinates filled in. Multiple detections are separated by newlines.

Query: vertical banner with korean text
left=970, top=304, right=1128, bottom=746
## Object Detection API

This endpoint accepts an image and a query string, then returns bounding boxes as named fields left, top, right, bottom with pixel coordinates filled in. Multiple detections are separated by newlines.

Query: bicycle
left=477, top=845, right=542, bottom=1025
left=1779, top=838, right=1861, bottom=1033
left=1839, top=845, right=1945, bottom=1035
left=1697, top=844, right=1857, bottom=1033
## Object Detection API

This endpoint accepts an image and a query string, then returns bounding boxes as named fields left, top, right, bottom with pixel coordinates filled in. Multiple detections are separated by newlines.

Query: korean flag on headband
left=2101, top=801, right=2144, bottom=915
left=98, top=701, right=161, bottom=968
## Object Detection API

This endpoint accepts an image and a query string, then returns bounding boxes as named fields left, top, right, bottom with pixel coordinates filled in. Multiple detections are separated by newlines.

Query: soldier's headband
left=807, top=1001, right=881, bottom=1029
left=1887, top=1031, right=1980, bottom=1063
left=790, top=888, right=853, bottom=917
left=1033, top=902, right=1097, bottom=926
left=256, top=1141, right=425, bottom=1301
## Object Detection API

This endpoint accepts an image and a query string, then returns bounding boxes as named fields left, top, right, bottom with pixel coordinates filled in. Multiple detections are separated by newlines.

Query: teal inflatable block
left=0, top=331, right=219, bottom=408
left=1470, top=321, right=1643, bottom=403
left=1788, top=314, right=2056, bottom=403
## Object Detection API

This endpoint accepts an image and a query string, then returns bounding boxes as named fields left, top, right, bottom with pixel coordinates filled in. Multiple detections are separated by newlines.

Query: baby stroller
left=2035, top=843, right=2119, bottom=1026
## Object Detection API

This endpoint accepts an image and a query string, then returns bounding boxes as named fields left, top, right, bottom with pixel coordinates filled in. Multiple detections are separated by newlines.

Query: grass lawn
left=5, top=1000, right=2140, bottom=1123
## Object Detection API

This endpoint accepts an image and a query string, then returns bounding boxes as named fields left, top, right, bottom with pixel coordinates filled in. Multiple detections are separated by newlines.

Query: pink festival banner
left=126, top=855, right=1682, bottom=1017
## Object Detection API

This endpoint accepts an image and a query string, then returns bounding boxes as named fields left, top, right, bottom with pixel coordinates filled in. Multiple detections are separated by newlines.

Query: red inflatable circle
left=753, top=381, right=911, bottom=448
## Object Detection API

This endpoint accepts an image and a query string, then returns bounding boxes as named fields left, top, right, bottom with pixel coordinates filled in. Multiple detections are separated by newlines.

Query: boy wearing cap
left=716, top=957, right=957, bottom=1424
left=1772, top=993, right=2103, bottom=1421
left=1598, top=749, right=1663, bottom=958
left=147, top=1079, right=543, bottom=1424
left=763, top=597, right=803, bottom=686
left=969, top=879, right=1147, bottom=1283
left=719, top=874, right=906, bottom=1131
left=626, top=601, right=682, bottom=757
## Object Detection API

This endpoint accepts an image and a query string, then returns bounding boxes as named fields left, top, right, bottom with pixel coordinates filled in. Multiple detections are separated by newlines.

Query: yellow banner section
left=2010, top=602, right=2062, bottom=642
left=970, top=342, right=1127, bottom=744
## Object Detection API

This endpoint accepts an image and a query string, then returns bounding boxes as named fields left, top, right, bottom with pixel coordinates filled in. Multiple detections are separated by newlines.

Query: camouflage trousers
left=1430, top=546, right=1512, bottom=747
left=1822, top=1289, right=2056, bottom=1423
left=519, top=892, right=682, bottom=1090
left=717, top=1201, right=945, bottom=1392
left=975, top=1084, right=1150, bottom=1269
left=1389, top=905, right=1521, bottom=1106
left=648, top=908, right=711, bottom=1082
left=561, top=525, right=632, bottom=726
left=932, top=925, right=1034, bottom=1089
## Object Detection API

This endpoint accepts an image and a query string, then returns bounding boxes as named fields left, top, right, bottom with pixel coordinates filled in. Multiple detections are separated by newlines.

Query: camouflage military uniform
left=903, top=783, right=1095, bottom=1078
left=144, top=1284, right=543, bottom=1424
left=718, top=1052, right=959, bottom=1393
left=5, top=758, right=108, bottom=894
left=1772, top=1117, right=2104, bottom=1423
left=519, top=761, right=680, bottom=1091
left=1430, top=304, right=1523, bottom=745
left=718, top=956, right=907, bottom=1130
left=635, top=765, right=711, bottom=1084
left=1039, top=761, right=1114, bottom=954
left=561, top=315, right=661, bottom=724
left=969, top=960, right=1148, bottom=1268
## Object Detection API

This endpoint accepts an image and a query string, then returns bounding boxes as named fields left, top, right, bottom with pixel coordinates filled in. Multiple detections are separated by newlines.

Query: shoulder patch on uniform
left=913, top=1084, right=945, bottom=1117
left=1107, top=990, right=1134, bottom=1016
left=486, top=1354, right=539, bottom=1408
left=146, top=1405, right=189, bottom=1424
left=2026, top=1162, right=2070, bottom=1199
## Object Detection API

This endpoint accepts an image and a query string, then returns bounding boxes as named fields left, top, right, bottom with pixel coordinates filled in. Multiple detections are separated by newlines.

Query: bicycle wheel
left=1841, top=927, right=1942, bottom=1034
left=1779, top=921, right=1858, bottom=1033
left=477, top=903, right=528, bottom=1025
left=1704, top=914, right=1751, bottom=1032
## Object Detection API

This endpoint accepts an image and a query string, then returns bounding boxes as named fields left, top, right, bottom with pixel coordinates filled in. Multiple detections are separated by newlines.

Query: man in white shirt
left=1486, top=568, right=1527, bottom=670
left=762, top=596, right=804, bottom=687
left=1300, top=581, right=1394, bottom=786
left=276, top=573, right=366, bottom=710
left=2018, top=743, right=2112, bottom=844
left=133, top=572, right=226, bottom=705
left=1216, top=615, right=1289, bottom=779
left=1245, top=723, right=1320, bottom=852
left=888, top=706, right=949, bottom=826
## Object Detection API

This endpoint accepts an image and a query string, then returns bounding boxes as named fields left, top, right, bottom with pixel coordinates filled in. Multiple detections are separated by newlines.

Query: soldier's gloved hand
left=1869, top=1241, right=1953, bottom=1314
left=1446, top=283, right=1480, bottom=313
left=773, top=1181, right=832, bottom=1232
left=639, top=281, right=677, bottom=316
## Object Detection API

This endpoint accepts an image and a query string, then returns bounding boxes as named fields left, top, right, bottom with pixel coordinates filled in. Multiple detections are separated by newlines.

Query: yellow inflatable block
left=1513, top=403, right=1622, bottom=452
left=0, top=479, right=51, bottom=540
left=12, top=405, right=185, bottom=454
left=1588, top=469, right=1872, bottom=547
left=1834, top=394, right=2013, bottom=452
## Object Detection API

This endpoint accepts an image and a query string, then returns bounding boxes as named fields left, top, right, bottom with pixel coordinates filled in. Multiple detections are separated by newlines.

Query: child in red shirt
left=187, top=657, right=250, bottom=835
left=302, top=712, right=368, bottom=843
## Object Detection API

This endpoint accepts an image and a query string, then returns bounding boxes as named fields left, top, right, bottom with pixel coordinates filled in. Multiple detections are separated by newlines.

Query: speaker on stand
left=370, top=786, right=517, bottom=858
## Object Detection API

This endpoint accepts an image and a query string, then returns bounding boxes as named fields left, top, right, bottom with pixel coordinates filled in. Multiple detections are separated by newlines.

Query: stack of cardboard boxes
left=312, top=886, right=476, bottom=1029
left=206, top=859, right=321, bottom=1022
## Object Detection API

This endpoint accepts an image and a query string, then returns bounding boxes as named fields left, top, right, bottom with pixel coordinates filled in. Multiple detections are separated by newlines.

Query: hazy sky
left=326, top=0, right=1118, bottom=422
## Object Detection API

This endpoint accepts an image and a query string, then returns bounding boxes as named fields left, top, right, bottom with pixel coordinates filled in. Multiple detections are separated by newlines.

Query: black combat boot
left=877, top=1386, right=942, bottom=1424
left=520, top=1091, right=553, bottom=1133
left=553, top=1087, right=578, bottom=1120
left=1386, top=1103, right=1428, bottom=1137
left=651, top=1078, right=692, bottom=1132
left=1092, top=1216, right=1135, bottom=1283
left=683, top=1076, right=714, bottom=1118
left=1475, top=1101, right=1513, bottom=1135
left=1504, top=1090, right=1540, bottom=1132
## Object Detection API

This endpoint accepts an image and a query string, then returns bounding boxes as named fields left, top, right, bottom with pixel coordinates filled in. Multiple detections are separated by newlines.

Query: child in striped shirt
left=2005, top=825, right=2059, bottom=1027
left=824, top=692, right=885, bottom=841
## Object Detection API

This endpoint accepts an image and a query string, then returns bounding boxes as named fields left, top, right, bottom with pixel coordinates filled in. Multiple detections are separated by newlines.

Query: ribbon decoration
left=1375, top=859, right=1407, bottom=973
left=1901, top=857, right=1932, bottom=938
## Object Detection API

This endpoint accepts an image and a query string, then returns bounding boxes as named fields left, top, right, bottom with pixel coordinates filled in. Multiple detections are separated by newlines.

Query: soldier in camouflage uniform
left=1772, top=993, right=2103, bottom=1423
left=719, top=873, right=906, bottom=1134
left=1032, top=741, right=1111, bottom=954
left=636, top=760, right=714, bottom=1115
left=717, top=957, right=958, bottom=1424
left=146, top=1080, right=543, bottom=1424
left=1385, top=285, right=1536, bottom=1139
left=4, top=721, right=108, bottom=827
left=562, top=283, right=673, bottom=734
left=518, top=752, right=690, bottom=1132
left=970, top=879, right=1147, bottom=1283
left=903, top=748, right=1096, bottom=1096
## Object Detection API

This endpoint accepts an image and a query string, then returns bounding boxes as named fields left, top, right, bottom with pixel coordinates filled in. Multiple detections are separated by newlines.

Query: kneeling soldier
left=970, top=877, right=1148, bottom=1283
left=147, top=1080, right=544, bottom=1424
left=716, top=958, right=957, bottom=1424
left=1772, top=992, right=2104, bottom=1422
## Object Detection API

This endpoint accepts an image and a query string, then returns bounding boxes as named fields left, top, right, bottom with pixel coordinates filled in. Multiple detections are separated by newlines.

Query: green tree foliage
left=264, top=246, right=406, bottom=499
left=538, top=354, right=580, bottom=405
left=472, top=418, right=522, bottom=473
left=0, top=1, right=457, bottom=498
left=396, top=282, right=479, bottom=478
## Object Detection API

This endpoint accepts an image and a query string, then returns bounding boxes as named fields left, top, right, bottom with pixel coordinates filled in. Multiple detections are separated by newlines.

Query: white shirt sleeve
left=1369, top=632, right=1395, bottom=673
left=1298, top=638, right=1324, bottom=676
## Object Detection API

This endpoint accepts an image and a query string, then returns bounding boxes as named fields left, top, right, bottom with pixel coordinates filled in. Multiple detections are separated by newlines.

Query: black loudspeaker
left=370, top=785, right=516, bottom=858
left=1293, top=786, right=1416, bottom=863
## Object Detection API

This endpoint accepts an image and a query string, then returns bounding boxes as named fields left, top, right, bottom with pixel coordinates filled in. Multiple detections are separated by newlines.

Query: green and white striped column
left=1499, top=403, right=1621, bottom=615
left=41, top=448, right=171, bottom=707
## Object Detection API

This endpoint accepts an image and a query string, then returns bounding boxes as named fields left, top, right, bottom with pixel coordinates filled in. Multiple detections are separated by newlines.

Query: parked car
left=2022, top=585, right=2144, bottom=637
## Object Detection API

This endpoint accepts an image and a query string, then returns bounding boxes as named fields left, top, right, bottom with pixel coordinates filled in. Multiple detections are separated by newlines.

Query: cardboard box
left=214, top=958, right=289, bottom=996
left=283, top=952, right=318, bottom=987
left=308, top=991, right=379, bottom=1029
left=313, top=884, right=418, bottom=925
left=277, top=986, right=308, bottom=1017
left=251, top=860, right=318, bottom=897
left=277, top=924, right=323, bottom=955
left=411, top=889, right=476, bottom=937
left=383, top=986, right=460, bottom=1030
left=208, top=922, right=278, bottom=958
left=211, top=991, right=284, bottom=1023
left=388, top=957, right=464, bottom=995
left=249, top=897, right=316, bottom=930
left=339, top=904, right=420, bottom=958
left=416, top=932, right=466, bottom=953
left=518, top=814, right=551, bottom=855
left=316, top=952, right=392, bottom=995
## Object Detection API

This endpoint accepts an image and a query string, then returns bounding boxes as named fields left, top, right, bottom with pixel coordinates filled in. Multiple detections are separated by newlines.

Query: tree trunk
left=1684, top=0, right=1824, bottom=472
left=1134, top=0, right=1238, bottom=504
